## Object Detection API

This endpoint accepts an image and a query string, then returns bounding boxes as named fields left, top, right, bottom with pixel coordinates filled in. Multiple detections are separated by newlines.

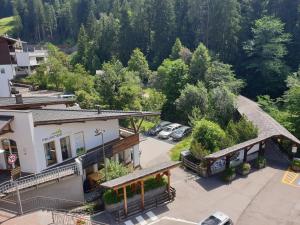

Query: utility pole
left=95, top=129, right=107, bottom=181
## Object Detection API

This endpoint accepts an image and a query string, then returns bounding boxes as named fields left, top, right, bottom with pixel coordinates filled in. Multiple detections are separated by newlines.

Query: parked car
left=198, top=212, right=233, bottom=225
left=158, top=123, right=182, bottom=139
left=170, top=126, right=191, bottom=141
left=148, top=121, right=172, bottom=136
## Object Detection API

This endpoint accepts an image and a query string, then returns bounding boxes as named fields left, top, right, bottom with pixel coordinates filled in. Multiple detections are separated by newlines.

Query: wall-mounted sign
left=42, top=129, right=63, bottom=142
left=8, top=154, right=17, bottom=165
left=292, top=146, right=298, bottom=154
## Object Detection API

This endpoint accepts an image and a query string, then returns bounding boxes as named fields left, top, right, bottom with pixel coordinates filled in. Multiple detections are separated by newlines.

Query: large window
left=44, top=141, right=57, bottom=166
left=74, top=132, right=85, bottom=156
left=60, top=136, right=72, bottom=161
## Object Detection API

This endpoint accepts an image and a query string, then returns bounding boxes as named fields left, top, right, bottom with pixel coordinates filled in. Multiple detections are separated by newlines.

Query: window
left=0, top=68, right=5, bottom=74
left=44, top=141, right=57, bottom=166
left=74, top=132, right=85, bottom=156
left=60, top=136, right=72, bottom=161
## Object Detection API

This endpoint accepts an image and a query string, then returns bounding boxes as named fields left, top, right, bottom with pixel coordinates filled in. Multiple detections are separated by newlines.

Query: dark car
left=148, top=121, right=172, bottom=136
left=170, top=126, right=191, bottom=141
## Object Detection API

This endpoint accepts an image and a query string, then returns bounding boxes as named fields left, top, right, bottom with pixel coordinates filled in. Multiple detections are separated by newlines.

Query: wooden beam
left=136, top=117, right=145, bottom=132
left=141, top=180, right=144, bottom=210
left=123, top=186, right=128, bottom=216
left=130, top=118, right=138, bottom=133
left=167, top=170, right=171, bottom=196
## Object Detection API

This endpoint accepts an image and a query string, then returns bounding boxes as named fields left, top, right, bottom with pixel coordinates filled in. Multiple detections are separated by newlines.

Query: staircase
left=0, top=163, right=80, bottom=198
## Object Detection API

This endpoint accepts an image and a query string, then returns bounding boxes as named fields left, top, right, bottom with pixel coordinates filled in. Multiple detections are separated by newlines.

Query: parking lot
left=94, top=136, right=300, bottom=225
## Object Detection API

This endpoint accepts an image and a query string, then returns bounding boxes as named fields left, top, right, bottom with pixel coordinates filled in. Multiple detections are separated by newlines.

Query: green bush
left=223, top=167, right=236, bottom=182
left=190, top=119, right=228, bottom=160
left=292, top=159, right=300, bottom=167
left=170, top=136, right=192, bottom=161
left=242, top=162, right=251, bottom=172
left=255, top=156, right=266, bottom=168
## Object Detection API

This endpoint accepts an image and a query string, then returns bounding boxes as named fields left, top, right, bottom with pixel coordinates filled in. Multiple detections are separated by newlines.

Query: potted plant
left=222, top=167, right=236, bottom=183
left=239, top=162, right=251, bottom=176
left=255, top=156, right=266, bottom=169
left=198, top=161, right=208, bottom=178
left=76, top=219, right=86, bottom=225
left=291, top=158, right=300, bottom=172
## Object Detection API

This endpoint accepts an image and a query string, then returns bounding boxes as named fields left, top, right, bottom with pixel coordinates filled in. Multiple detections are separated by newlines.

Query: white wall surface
left=15, top=52, right=30, bottom=67
left=0, top=110, right=39, bottom=173
left=0, top=65, right=15, bottom=97
left=33, top=119, right=120, bottom=171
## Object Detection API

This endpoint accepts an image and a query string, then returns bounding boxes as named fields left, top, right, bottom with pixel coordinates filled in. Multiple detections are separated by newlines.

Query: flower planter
left=238, top=169, right=250, bottom=176
left=104, top=186, right=167, bottom=212
left=223, top=173, right=236, bottom=183
left=256, top=161, right=266, bottom=169
left=291, top=165, right=300, bottom=172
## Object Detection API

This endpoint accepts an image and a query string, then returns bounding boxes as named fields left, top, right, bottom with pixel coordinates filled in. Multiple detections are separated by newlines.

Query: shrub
left=190, top=119, right=228, bottom=160
left=242, top=162, right=251, bottom=172
left=292, top=159, right=300, bottom=167
left=255, top=156, right=266, bottom=168
left=103, top=160, right=130, bottom=181
left=223, top=167, right=236, bottom=182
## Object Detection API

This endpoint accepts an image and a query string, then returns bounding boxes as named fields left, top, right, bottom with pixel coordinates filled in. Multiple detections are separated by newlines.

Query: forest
left=1, top=0, right=300, bottom=140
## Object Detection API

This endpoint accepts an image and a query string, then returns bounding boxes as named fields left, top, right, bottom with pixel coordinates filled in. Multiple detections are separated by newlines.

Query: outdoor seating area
left=100, top=161, right=180, bottom=221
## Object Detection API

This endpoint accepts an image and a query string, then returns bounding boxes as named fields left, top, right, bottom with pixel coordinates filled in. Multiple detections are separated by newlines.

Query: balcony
left=80, top=129, right=139, bottom=169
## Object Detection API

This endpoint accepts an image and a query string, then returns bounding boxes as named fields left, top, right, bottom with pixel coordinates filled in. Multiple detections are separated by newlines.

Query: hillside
left=0, top=16, right=15, bottom=35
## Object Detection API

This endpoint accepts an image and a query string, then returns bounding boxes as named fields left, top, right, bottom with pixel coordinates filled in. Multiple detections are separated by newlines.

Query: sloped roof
left=205, top=96, right=300, bottom=160
left=32, top=108, right=160, bottom=126
left=101, top=161, right=180, bottom=189
left=0, top=97, right=75, bottom=109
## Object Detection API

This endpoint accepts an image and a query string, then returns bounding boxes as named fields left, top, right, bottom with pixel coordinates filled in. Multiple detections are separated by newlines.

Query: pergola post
left=225, top=155, right=230, bottom=169
left=123, top=186, right=128, bottom=216
left=206, top=160, right=212, bottom=176
left=243, top=148, right=248, bottom=163
left=140, top=180, right=145, bottom=210
left=259, top=141, right=265, bottom=157
left=167, top=170, right=171, bottom=195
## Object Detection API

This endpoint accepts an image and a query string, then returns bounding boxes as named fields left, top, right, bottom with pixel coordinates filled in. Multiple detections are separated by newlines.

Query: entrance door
left=1, top=139, right=20, bottom=170
left=74, top=132, right=86, bottom=156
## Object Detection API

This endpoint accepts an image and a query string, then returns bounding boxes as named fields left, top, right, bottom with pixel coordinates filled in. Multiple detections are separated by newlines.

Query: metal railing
left=52, top=211, right=108, bottom=225
left=0, top=163, right=79, bottom=195
left=0, top=196, right=84, bottom=215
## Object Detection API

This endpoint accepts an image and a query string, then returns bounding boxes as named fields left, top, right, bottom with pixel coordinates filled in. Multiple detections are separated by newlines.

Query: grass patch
left=170, top=136, right=192, bottom=161
left=138, top=120, right=156, bottom=133
left=0, top=16, right=15, bottom=35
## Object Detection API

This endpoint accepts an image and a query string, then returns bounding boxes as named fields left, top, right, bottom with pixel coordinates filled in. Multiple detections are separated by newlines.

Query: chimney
left=15, top=94, right=23, bottom=104
left=96, top=105, right=101, bottom=114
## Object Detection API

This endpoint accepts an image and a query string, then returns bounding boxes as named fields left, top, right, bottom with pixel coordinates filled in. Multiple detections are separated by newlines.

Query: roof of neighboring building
left=101, top=161, right=180, bottom=189
left=0, top=115, right=14, bottom=134
left=0, top=97, right=75, bottom=109
left=205, top=96, right=300, bottom=160
left=0, top=35, right=26, bottom=44
left=32, top=108, right=160, bottom=126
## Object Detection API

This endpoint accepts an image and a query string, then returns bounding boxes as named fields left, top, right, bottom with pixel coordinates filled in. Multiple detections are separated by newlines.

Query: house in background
left=0, top=35, right=48, bottom=97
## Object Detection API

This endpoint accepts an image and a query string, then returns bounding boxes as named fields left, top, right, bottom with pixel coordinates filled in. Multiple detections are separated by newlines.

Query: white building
left=0, top=96, right=158, bottom=177
left=0, top=35, right=48, bottom=97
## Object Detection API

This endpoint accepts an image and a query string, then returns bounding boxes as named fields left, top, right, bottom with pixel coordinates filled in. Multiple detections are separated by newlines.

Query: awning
left=0, top=116, right=14, bottom=135
left=101, top=161, right=180, bottom=189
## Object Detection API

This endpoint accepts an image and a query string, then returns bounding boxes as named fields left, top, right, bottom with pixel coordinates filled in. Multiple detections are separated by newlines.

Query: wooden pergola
left=101, top=161, right=180, bottom=216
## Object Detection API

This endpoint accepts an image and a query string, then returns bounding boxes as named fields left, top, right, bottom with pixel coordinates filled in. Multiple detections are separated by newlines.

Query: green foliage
left=0, top=16, right=16, bottom=35
left=226, top=116, right=258, bottom=143
left=103, top=177, right=167, bottom=205
left=205, top=61, right=244, bottom=94
left=104, top=160, right=130, bottom=181
left=292, top=159, right=300, bottom=168
left=175, top=82, right=208, bottom=121
left=241, top=162, right=251, bottom=172
left=190, top=119, right=228, bottom=160
left=243, top=16, right=291, bottom=97
left=190, top=43, right=211, bottom=83
left=128, top=48, right=151, bottom=85
left=170, top=136, right=192, bottom=161
left=208, top=86, right=236, bottom=126
left=141, top=89, right=166, bottom=112
left=170, top=38, right=183, bottom=60
left=223, top=167, right=236, bottom=182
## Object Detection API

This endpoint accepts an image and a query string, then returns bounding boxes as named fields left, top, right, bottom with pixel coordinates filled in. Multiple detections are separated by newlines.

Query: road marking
left=146, top=211, right=158, bottom=221
left=282, top=169, right=298, bottom=185
left=136, top=215, right=147, bottom=225
left=147, top=216, right=198, bottom=225
left=124, top=220, right=135, bottom=225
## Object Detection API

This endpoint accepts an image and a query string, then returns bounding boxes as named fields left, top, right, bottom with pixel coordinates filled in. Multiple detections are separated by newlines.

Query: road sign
left=8, top=154, right=17, bottom=165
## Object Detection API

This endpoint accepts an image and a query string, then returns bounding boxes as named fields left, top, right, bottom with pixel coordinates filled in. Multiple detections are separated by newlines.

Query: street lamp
left=95, top=129, right=107, bottom=181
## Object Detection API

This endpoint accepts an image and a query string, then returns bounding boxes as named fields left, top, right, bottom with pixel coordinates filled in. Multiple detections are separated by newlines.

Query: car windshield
left=201, top=216, right=221, bottom=225
left=164, top=127, right=173, bottom=132
left=174, top=128, right=186, bottom=134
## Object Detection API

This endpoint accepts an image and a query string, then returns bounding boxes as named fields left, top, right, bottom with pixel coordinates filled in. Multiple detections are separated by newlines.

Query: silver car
left=198, top=212, right=233, bottom=225
left=158, top=123, right=181, bottom=139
